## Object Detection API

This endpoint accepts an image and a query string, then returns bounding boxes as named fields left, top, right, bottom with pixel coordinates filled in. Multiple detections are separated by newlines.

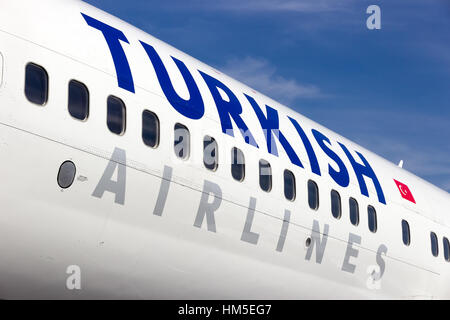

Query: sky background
left=84, top=0, right=450, bottom=192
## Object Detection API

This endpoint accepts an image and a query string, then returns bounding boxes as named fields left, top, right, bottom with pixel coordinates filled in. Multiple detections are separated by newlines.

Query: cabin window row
left=330, top=189, right=377, bottom=233
left=27, top=63, right=450, bottom=263
left=24, top=62, right=377, bottom=233
left=23, top=63, right=295, bottom=200
left=401, top=220, right=449, bottom=262
left=24, top=63, right=126, bottom=135
left=430, top=232, right=449, bottom=261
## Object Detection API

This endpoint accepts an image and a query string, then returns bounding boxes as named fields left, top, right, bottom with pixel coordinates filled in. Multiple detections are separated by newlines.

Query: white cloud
left=219, top=57, right=321, bottom=104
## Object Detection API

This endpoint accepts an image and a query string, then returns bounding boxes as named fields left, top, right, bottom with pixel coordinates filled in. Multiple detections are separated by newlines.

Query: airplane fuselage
left=0, top=0, right=448, bottom=299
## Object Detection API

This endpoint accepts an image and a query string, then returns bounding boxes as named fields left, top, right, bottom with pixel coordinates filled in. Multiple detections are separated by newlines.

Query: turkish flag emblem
left=393, top=179, right=416, bottom=204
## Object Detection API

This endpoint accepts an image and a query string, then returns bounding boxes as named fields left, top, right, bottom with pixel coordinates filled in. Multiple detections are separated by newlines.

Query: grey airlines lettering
left=82, top=13, right=386, bottom=205
left=93, top=148, right=388, bottom=284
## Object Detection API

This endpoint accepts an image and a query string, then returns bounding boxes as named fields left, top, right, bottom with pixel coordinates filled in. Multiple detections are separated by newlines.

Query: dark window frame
left=231, top=147, right=245, bottom=182
left=25, top=62, right=49, bottom=106
left=402, top=220, right=411, bottom=246
left=349, top=197, right=359, bottom=226
left=107, top=95, right=126, bottom=135
left=443, top=237, right=450, bottom=262
left=68, top=79, right=89, bottom=121
left=203, top=135, right=218, bottom=171
left=142, top=109, right=160, bottom=148
left=431, top=232, right=439, bottom=257
left=308, top=180, right=319, bottom=210
left=283, top=169, right=296, bottom=201
left=331, top=189, right=341, bottom=219
left=259, top=159, right=272, bottom=192
left=174, top=123, right=190, bottom=159
left=367, top=205, right=377, bottom=233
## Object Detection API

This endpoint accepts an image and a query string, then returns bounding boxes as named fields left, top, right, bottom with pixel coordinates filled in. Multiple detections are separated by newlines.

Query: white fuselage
left=0, top=0, right=448, bottom=299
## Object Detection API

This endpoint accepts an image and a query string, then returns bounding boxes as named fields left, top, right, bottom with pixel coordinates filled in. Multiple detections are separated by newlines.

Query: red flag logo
left=393, top=179, right=416, bottom=204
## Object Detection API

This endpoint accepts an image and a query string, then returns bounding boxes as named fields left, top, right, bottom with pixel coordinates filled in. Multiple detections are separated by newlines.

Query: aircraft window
left=25, top=63, right=48, bottom=105
left=259, top=159, right=272, bottom=192
left=107, top=96, right=126, bottom=135
left=283, top=169, right=296, bottom=201
left=68, top=80, right=89, bottom=121
left=402, top=220, right=410, bottom=246
left=308, top=180, right=319, bottom=210
left=331, top=189, right=341, bottom=219
left=142, top=110, right=159, bottom=148
left=57, top=160, right=76, bottom=189
left=368, top=205, right=377, bottom=233
left=431, top=232, right=439, bottom=257
left=443, top=237, right=450, bottom=262
left=203, top=136, right=218, bottom=171
left=174, top=123, right=189, bottom=159
left=349, top=197, right=359, bottom=226
left=231, top=147, right=245, bottom=181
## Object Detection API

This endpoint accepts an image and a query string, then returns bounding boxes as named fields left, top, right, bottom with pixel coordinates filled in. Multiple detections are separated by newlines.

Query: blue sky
left=84, top=0, right=450, bottom=192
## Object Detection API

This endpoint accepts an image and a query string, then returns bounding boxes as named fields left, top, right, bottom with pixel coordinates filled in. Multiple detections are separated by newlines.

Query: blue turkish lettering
left=312, top=129, right=349, bottom=188
left=200, top=72, right=258, bottom=147
left=246, top=94, right=303, bottom=168
left=81, top=13, right=135, bottom=93
left=140, top=41, right=205, bottom=120
left=339, top=143, right=386, bottom=204
left=81, top=14, right=386, bottom=204
left=289, top=117, right=321, bottom=176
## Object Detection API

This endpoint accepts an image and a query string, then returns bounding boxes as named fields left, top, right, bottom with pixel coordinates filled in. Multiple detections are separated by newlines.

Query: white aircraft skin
left=0, top=0, right=449, bottom=299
